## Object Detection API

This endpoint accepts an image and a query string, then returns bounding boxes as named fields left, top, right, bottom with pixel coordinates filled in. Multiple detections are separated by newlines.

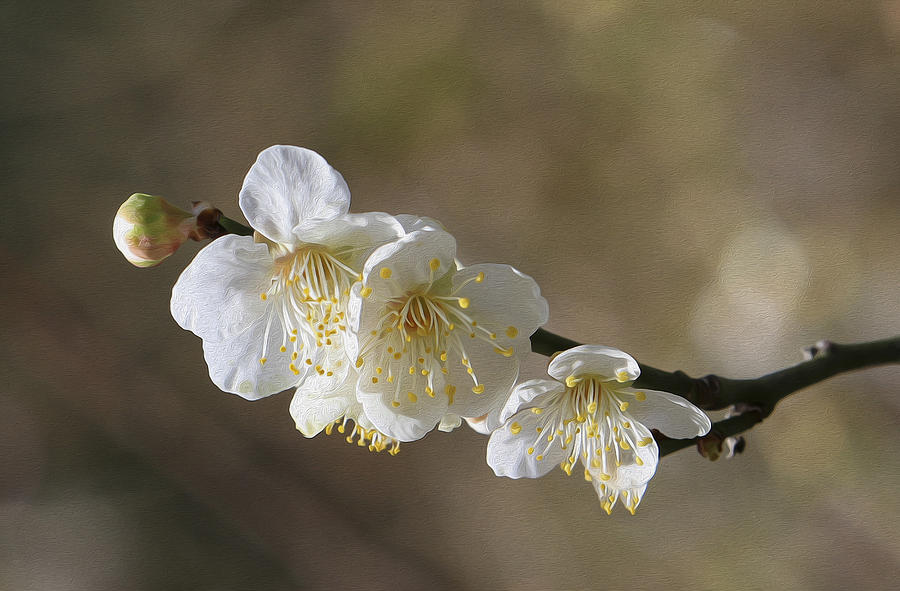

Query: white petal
left=170, top=235, right=272, bottom=342
left=624, top=388, right=712, bottom=439
left=453, top=263, right=549, bottom=349
left=438, top=413, right=463, bottom=433
left=239, top=146, right=350, bottom=244
left=393, top=214, right=447, bottom=233
left=487, top=408, right=567, bottom=479
left=201, top=319, right=304, bottom=400
left=442, top=335, right=520, bottom=419
left=361, top=229, right=457, bottom=293
left=357, top=370, right=450, bottom=442
left=548, top=345, right=640, bottom=383
left=289, top=374, right=355, bottom=437
left=498, top=379, right=566, bottom=424
left=292, top=212, right=404, bottom=270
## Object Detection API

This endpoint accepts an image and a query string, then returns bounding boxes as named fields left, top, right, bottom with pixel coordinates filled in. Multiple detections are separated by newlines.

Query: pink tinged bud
left=113, top=193, right=196, bottom=267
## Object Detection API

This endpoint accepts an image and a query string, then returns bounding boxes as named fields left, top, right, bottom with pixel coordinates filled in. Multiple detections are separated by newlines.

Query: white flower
left=347, top=228, right=549, bottom=441
left=487, top=345, right=711, bottom=514
left=170, top=145, right=404, bottom=399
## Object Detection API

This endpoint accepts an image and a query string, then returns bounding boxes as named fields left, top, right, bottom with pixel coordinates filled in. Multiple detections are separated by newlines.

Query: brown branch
left=530, top=330, right=900, bottom=458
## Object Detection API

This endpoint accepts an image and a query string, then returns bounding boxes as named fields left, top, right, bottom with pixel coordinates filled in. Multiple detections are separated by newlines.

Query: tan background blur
left=2, top=1, right=899, bottom=590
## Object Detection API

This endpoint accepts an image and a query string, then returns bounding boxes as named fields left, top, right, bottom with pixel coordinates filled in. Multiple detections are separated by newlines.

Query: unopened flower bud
left=113, top=193, right=197, bottom=267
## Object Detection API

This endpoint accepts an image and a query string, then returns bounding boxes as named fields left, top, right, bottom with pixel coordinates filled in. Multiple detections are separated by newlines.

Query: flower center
left=257, top=245, right=358, bottom=377
left=519, top=377, right=653, bottom=514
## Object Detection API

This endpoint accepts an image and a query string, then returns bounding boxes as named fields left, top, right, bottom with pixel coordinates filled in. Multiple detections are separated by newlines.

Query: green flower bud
left=113, top=193, right=196, bottom=267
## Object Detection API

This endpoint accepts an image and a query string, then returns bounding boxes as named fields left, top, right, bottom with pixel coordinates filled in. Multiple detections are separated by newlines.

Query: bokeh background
left=2, top=1, right=899, bottom=589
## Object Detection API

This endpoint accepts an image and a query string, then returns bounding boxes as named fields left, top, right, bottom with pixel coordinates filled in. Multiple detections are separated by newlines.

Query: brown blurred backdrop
left=2, top=1, right=899, bottom=589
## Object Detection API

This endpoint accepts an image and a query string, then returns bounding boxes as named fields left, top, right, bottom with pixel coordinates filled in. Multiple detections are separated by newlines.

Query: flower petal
left=452, top=263, right=549, bottom=350
left=498, top=379, right=566, bottom=424
left=548, top=345, right=640, bottom=383
left=292, top=212, right=404, bottom=270
left=356, top=370, right=450, bottom=442
left=438, top=413, right=463, bottom=433
left=170, top=235, right=272, bottom=342
left=393, top=214, right=447, bottom=233
left=201, top=319, right=305, bottom=400
left=239, top=146, right=350, bottom=244
left=361, top=229, right=457, bottom=294
left=289, top=375, right=355, bottom=437
left=442, top=335, right=520, bottom=419
left=487, top=408, right=567, bottom=479
left=624, top=388, right=712, bottom=439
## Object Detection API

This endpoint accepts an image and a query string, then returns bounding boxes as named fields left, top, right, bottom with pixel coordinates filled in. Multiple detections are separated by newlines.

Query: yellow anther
left=458, top=297, right=470, bottom=309
left=505, top=326, right=518, bottom=338
left=326, top=371, right=333, bottom=377
left=584, top=469, right=592, bottom=482
left=475, top=272, right=484, bottom=283
left=375, top=367, right=383, bottom=374
left=587, top=402, right=597, bottom=413
left=531, top=407, right=543, bottom=415
left=360, top=286, right=373, bottom=298
left=408, top=392, right=417, bottom=402
left=417, top=357, right=425, bottom=364
left=291, top=329, right=298, bottom=335
left=429, top=258, right=440, bottom=271
left=638, top=437, right=653, bottom=447
left=291, top=352, right=298, bottom=360
left=472, top=384, right=485, bottom=394
left=290, top=336, right=297, bottom=343
left=591, top=459, right=602, bottom=468
left=391, top=401, right=400, bottom=408
left=619, top=402, right=630, bottom=411
left=421, top=369, right=429, bottom=376
left=635, top=456, right=644, bottom=466
left=493, top=346, right=514, bottom=357
left=279, top=346, right=287, bottom=353
left=305, top=359, right=313, bottom=365
left=356, top=357, right=364, bottom=368
left=616, top=370, right=630, bottom=382
left=536, top=427, right=543, bottom=433
left=387, top=346, right=394, bottom=353
left=440, top=351, right=448, bottom=361
left=634, top=391, right=647, bottom=401
left=393, top=352, right=402, bottom=360
left=536, top=455, right=544, bottom=461
left=371, top=377, right=378, bottom=384
left=409, top=366, right=415, bottom=375
left=259, top=293, right=268, bottom=301
left=623, top=421, right=630, bottom=428
left=599, top=473, right=612, bottom=481
left=620, top=440, right=630, bottom=450
left=379, top=267, right=392, bottom=279
left=490, top=333, right=497, bottom=340
left=259, top=357, right=267, bottom=365
left=510, top=422, right=522, bottom=434
left=565, top=376, right=580, bottom=388
left=425, top=386, right=433, bottom=396
left=387, top=375, right=394, bottom=383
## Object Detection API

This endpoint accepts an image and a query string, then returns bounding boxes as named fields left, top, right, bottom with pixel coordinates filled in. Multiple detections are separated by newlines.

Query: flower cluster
left=161, top=145, right=711, bottom=513
left=170, top=145, right=548, bottom=453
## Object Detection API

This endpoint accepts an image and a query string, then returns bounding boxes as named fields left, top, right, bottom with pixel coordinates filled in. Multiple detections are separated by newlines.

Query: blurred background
left=2, top=1, right=899, bottom=589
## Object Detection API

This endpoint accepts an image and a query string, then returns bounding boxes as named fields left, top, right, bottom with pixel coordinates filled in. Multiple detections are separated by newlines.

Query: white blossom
left=346, top=228, right=549, bottom=441
left=170, top=145, right=403, bottom=399
left=487, top=345, right=711, bottom=514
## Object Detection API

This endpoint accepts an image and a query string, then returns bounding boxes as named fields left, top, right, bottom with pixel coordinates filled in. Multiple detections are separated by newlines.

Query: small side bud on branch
left=112, top=194, right=239, bottom=267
